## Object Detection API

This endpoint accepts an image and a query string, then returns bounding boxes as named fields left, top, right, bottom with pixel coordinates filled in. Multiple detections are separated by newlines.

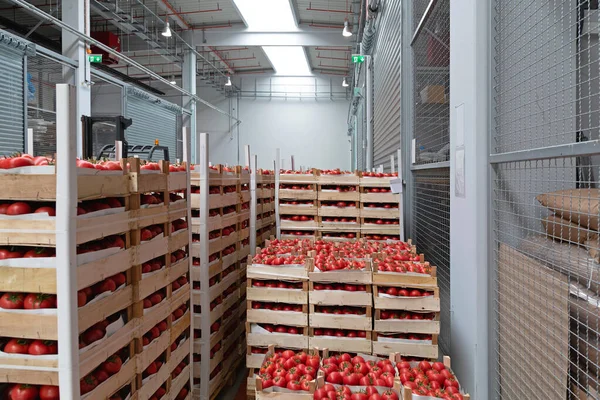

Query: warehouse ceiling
left=0, top=0, right=359, bottom=85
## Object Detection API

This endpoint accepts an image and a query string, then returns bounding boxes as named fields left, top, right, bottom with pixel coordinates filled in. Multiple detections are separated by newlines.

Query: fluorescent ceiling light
left=342, top=77, right=349, bottom=87
left=233, top=0, right=297, bottom=31
left=161, top=21, right=172, bottom=37
left=225, top=76, right=232, bottom=86
left=262, top=46, right=311, bottom=76
left=342, top=20, right=352, bottom=37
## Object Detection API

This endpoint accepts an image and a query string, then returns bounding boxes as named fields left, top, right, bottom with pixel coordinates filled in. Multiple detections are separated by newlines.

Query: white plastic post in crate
left=55, top=84, right=80, bottom=398
left=244, top=144, right=251, bottom=168
left=275, top=148, right=281, bottom=239
left=198, top=132, right=211, bottom=400
left=291, top=155, right=295, bottom=171
left=115, top=140, right=123, bottom=161
left=26, top=128, right=33, bottom=155
left=250, top=153, right=258, bottom=253
left=390, top=155, right=395, bottom=174
left=183, top=127, right=194, bottom=386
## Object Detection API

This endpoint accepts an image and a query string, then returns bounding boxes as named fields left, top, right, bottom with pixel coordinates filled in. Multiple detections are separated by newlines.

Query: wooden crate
left=278, top=203, right=319, bottom=216
left=280, top=217, right=319, bottom=229
left=372, top=262, right=437, bottom=288
left=374, top=310, right=440, bottom=334
left=309, top=282, right=372, bottom=307
left=0, top=167, right=130, bottom=201
left=247, top=278, right=308, bottom=305
left=360, top=192, right=401, bottom=203
left=247, top=257, right=312, bottom=280
left=279, top=188, right=318, bottom=201
left=0, top=208, right=132, bottom=246
left=372, top=333, right=438, bottom=359
left=317, top=172, right=360, bottom=185
left=309, top=304, right=372, bottom=331
left=373, top=286, right=440, bottom=312
left=318, top=202, right=360, bottom=218
left=359, top=176, right=395, bottom=188
left=360, top=206, right=401, bottom=219
left=319, top=232, right=360, bottom=242
left=317, top=187, right=360, bottom=202
left=308, top=329, right=372, bottom=354
left=247, top=302, right=309, bottom=326
left=308, top=259, right=372, bottom=284
left=247, top=323, right=309, bottom=349
left=318, top=216, right=360, bottom=230
left=399, top=356, right=471, bottom=399
left=280, top=172, right=317, bottom=184
left=252, top=345, right=317, bottom=399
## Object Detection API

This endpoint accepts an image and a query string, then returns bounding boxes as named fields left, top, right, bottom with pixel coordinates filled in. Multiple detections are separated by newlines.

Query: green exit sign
left=88, top=54, right=103, bottom=63
left=351, top=54, right=365, bottom=63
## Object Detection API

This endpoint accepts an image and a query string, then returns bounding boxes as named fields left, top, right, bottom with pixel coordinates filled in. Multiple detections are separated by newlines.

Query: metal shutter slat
left=0, top=48, right=24, bottom=155
left=373, top=0, right=403, bottom=170
left=126, top=95, right=178, bottom=161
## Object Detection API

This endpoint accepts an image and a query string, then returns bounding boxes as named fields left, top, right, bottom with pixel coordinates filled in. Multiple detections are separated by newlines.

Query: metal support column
left=249, top=154, right=258, bottom=254
left=183, top=32, right=197, bottom=163
left=449, top=0, right=490, bottom=397
left=61, top=0, right=90, bottom=157
left=365, top=55, right=373, bottom=170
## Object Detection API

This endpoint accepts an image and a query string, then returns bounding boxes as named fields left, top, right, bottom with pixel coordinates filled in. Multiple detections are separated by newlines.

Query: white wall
left=197, top=76, right=351, bottom=170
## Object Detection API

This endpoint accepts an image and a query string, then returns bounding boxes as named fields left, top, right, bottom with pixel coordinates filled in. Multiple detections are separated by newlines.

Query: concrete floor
left=215, top=365, right=247, bottom=400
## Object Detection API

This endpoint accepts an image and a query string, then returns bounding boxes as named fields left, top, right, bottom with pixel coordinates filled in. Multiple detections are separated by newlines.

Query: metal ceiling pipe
left=5, top=0, right=240, bottom=121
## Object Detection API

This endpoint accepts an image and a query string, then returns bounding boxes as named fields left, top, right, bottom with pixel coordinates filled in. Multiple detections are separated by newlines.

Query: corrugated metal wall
left=125, top=87, right=181, bottom=161
left=372, top=0, right=402, bottom=170
left=0, top=31, right=33, bottom=155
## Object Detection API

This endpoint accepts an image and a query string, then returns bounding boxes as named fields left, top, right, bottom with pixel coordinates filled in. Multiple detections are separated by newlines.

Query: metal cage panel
left=492, top=1, right=600, bottom=398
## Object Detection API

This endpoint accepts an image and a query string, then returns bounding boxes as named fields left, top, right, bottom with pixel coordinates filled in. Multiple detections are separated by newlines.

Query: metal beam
left=195, top=29, right=354, bottom=47
left=5, top=0, right=241, bottom=122
left=489, top=140, right=600, bottom=164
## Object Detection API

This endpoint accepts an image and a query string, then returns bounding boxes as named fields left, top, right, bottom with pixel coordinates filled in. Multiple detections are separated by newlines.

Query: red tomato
left=7, top=202, right=31, bottom=215
left=10, top=157, right=34, bottom=169
left=24, top=293, right=56, bottom=309
left=381, top=390, right=399, bottom=400
left=102, top=354, right=123, bottom=374
left=0, top=292, right=24, bottom=309
left=4, top=338, right=30, bottom=354
left=9, top=384, right=39, bottom=400
left=38, top=385, right=60, bottom=400
left=80, top=374, right=98, bottom=394
left=28, top=340, right=58, bottom=355
left=326, top=371, right=343, bottom=384
left=34, top=206, right=56, bottom=216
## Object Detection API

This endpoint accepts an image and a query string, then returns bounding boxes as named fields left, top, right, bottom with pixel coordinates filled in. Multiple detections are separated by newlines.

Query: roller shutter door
left=0, top=31, right=34, bottom=155
left=125, top=87, right=181, bottom=161
left=372, top=0, right=402, bottom=170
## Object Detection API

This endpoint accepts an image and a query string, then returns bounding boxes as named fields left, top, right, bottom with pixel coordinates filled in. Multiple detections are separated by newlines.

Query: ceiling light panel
left=233, top=0, right=298, bottom=31
left=262, top=46, right=311, bottom=76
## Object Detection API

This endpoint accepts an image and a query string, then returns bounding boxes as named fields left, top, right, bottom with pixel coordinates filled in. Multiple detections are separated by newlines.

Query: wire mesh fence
left=27, top=52, right=74, bottom=156
left=493, top=0, right=600, bottom=398
left=412, top=0, right=449, bottom=165
left=409, top=0, right=452, bottom=357
left=413, top=169, right=451, bottom=356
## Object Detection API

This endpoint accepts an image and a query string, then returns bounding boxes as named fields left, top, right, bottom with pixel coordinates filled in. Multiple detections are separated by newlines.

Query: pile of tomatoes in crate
left=280, top=184, right=313, bottom=190
left=251, top=253, right=307, bottom=266
left=257, top=349, right=320, bottom=392
left=397, top=360, right=463, bottom=399
left=314, top=256, right=366, bottom=271
left=314, top=385, right=398, bottom=400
